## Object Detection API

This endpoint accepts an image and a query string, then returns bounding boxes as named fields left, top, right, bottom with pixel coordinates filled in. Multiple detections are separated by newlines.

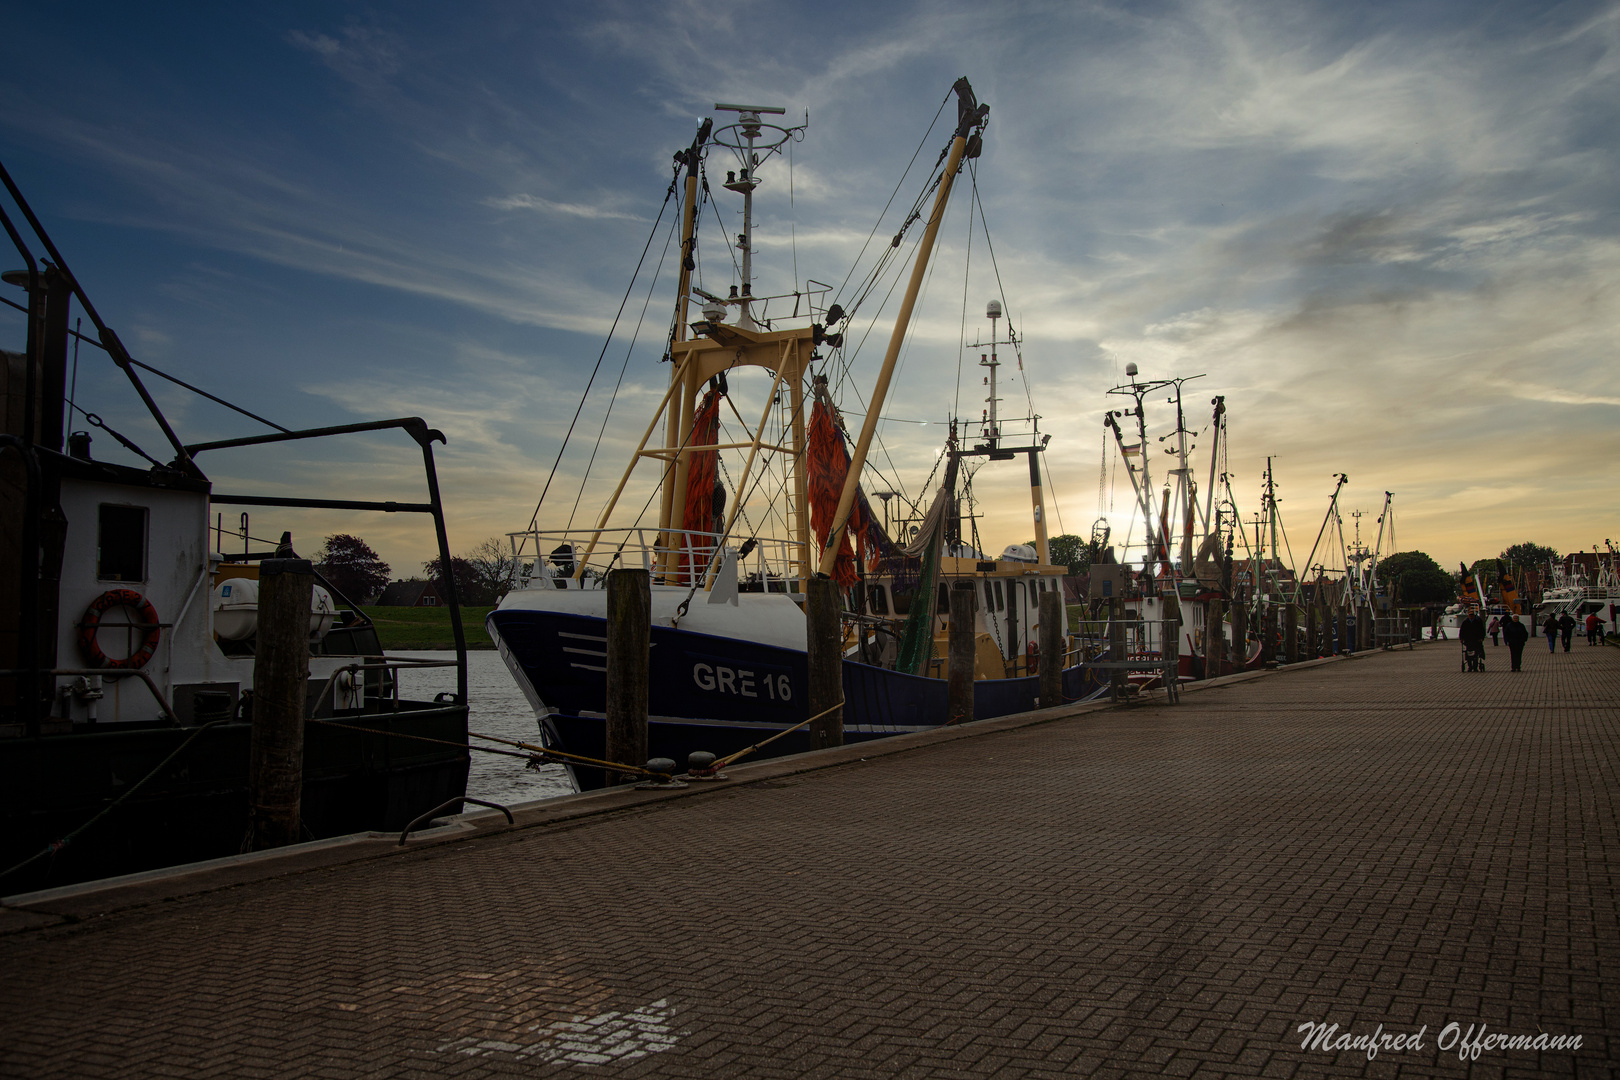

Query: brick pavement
left=1, top=639, right=1616, bottom=1078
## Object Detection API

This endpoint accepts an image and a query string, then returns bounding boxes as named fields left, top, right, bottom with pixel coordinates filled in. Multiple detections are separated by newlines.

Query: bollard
left=948, top=581, right=976, bottom=722
left=1231, top=601, right=1248, bottom=670
left=605, top=568, right=650, bottom=785
left=806, top=574, right=843, bottom=748
left=1284, top=604, right=1298, bottom=663
left=246, top=558, right=313, bottom=851
left=1038, top=589, right=1063, bottom=709
left=1206, top=599, right=1224, bottom=679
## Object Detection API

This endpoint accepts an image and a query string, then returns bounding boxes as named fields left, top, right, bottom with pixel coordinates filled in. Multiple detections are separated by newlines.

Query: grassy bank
left=360, top=605, right=496, bottom=651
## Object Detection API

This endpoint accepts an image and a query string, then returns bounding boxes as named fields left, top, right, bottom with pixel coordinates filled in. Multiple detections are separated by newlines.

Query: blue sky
left=3, top=1, right=1616, bottom=576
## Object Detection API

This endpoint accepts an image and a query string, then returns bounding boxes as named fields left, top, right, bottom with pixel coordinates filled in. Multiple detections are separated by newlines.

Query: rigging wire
left=954, top=175, right=975, bottom=423
left=830, top=90, right=951, bottom=310
left=565, top=208, right=681, bottom=531
left=525, top=169, right=679, bottom=533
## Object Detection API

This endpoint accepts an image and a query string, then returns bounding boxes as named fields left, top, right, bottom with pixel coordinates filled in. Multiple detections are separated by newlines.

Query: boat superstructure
left=0, top=163, right=471, bottom=892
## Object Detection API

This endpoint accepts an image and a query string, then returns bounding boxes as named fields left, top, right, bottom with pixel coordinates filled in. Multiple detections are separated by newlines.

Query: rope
left=308, top=718, right=663, bottom=779
left=0, top=718, right=232, bottom=887
left=707, top=700, right=846, bottom=770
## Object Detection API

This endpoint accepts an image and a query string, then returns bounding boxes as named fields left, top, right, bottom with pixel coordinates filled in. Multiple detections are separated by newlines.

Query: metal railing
left=506, top=528, right=807, bottom=592
left=1076, top=618, right=1183, bottom=703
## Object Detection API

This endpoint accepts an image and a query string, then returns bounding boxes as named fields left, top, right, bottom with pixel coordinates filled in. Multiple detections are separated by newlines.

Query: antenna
left=711, top=103, right=806, bottom=329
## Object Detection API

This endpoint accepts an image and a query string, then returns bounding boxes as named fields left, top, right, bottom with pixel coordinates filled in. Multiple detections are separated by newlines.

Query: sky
left=2, top=0, right=1616, bottom=580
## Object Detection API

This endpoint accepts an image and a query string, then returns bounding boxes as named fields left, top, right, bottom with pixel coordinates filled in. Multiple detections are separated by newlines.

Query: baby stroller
left=1462, top=641, right=1486, bottom=672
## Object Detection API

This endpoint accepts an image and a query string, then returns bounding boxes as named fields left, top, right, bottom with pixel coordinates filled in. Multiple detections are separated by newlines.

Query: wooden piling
left=605, top=568, right=650, bottom=784
left=1206, top=599, right=1224, bottom=678
left=949, top=581, right=977, bottom=722
left=1038, top=589, right=1063, bottom=709
left=246, top=558, right=312, bottom=851
left=1284, top=604, right=1298, bottom=664
left=1109, top=597, right=1127, bottom=701
left=806, top=574, right=844, bottom=748
left=1232, top=601, right=1248, bottom=670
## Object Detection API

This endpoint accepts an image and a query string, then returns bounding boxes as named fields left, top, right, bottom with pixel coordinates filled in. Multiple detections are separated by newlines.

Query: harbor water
left=391, top=650, right=574, bottom=805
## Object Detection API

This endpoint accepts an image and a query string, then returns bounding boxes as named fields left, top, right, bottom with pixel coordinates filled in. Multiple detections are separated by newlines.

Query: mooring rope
left=0, top=717, right=234, bottom=887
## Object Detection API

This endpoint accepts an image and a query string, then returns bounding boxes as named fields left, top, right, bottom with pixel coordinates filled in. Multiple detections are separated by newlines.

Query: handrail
left=399, top=797, right=512, bottom=845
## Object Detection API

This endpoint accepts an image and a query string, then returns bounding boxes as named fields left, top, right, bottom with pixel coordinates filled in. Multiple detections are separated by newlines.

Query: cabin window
left=994, top=579, right=1005, bottom=611
left=1036, top=578, right=1046, bottom=593
left=868, top=584, right=889, bottom=615
left=982, top=579, right=994, bottom=610
left=97, top=504, right=148, bottom=582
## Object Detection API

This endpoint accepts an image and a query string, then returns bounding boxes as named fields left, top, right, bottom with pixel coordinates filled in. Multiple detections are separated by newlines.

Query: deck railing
left=505, top=528, right=806, bottom=593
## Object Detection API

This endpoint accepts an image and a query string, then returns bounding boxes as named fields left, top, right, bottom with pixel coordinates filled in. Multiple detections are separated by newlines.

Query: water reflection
left=391, top=650, right=574, bottom=805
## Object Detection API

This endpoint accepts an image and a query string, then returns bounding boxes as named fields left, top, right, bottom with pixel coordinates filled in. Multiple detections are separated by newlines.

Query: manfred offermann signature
left=1298, top=1021, right=1583, bottom=1062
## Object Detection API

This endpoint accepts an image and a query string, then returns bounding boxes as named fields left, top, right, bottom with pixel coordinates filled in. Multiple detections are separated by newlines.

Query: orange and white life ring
left=78, top=589, right=162, bottom=669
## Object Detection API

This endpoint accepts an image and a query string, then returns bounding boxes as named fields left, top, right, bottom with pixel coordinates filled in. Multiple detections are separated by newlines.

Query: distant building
left=377, top=580, right=444, bottom=607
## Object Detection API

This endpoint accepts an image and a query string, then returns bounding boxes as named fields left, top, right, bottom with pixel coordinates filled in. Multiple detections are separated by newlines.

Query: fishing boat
left=0, top=163, right=471, bottom=894
left=489, top=80, right=1108, bottom=791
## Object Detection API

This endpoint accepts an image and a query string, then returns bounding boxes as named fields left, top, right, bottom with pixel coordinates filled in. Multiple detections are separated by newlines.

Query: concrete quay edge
left=0, top=645, right=1380, bottom=929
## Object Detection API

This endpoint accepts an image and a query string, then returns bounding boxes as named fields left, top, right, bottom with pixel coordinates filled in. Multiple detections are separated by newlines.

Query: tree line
left=314, top=534, right=517, bottom=606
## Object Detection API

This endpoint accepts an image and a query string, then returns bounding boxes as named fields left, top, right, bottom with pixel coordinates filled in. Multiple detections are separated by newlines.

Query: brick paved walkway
left=2, top=640, right=1616, bottom=1078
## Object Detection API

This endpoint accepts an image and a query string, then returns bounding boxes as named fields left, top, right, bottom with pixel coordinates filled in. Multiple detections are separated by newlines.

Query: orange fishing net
left=678, top=390, right=721, bottom=585
left=808, top=400, right=873, bottom=588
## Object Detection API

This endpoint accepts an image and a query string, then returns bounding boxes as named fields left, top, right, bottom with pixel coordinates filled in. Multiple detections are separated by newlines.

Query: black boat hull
left=0, top=701, right=469, bottom=895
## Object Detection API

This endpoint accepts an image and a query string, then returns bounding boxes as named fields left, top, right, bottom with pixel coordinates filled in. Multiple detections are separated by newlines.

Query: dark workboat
left=0, top=162, right=471, bottom=894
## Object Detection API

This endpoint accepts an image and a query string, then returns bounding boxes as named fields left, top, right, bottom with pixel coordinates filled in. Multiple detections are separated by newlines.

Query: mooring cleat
left=685, top=750, right=726, bottom=780
left=635, top=757, right=686, bottom=789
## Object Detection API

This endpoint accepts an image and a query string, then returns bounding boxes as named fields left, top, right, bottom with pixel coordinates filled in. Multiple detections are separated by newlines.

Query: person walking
left=1460, top=611, right=1487, bottom=671
left=1488, top=615, right=1501, bottom=646
left=1544, top=613, right=1560, bottom=652
left=1558, top=611, right=1576, bottom=652
left=1586, top=612, right=1604, bottom=646
left=1504, top=614, right=1529, bottom=671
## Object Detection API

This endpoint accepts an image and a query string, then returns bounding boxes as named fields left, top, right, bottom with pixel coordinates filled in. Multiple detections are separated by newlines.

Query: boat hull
left=490, top=606, right=1101, bottom=791
left=0, top=702, right=469, bottom=894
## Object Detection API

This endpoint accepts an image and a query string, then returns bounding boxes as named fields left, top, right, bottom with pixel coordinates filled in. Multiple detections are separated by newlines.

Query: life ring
left=79, top=589, right=162, bottom=669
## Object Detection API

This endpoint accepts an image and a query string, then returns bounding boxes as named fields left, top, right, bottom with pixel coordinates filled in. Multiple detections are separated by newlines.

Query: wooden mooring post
left=1108, top=597, right=1127, bottom=701
left=605, top=568, right=650, bottom=784
left=246, top=558, right=312, bottom=851
left=949, top=581, right=976, bottom=722
left=1205, top=599, right=1224, bottom=679
left=1283, top=604, right=1298, bottom=663
left=1038, top=589, right=1063, bottom=709
left=1232, top=600, right=1248, bottom=669
left=806, top=574, right=844, bottom=748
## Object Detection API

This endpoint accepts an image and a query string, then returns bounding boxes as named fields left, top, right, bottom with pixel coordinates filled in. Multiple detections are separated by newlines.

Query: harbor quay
left=2, top=641, right=1615, bottom=1077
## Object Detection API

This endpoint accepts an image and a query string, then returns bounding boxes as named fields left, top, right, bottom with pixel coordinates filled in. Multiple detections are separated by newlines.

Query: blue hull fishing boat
left=488, top=80, right=1106, bottom=790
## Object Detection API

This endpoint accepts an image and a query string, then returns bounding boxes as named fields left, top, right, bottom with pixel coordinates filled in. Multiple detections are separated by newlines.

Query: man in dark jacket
left=1503, top=614, right=1529, bottom=671
left=1545, top=614, right=1560, bottom=652
left=1459, top=612, right=1487, bottom=671
left=1558, top=611, right=1577, bottom=652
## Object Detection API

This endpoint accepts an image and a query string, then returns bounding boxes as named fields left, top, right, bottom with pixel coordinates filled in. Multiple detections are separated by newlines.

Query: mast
left=656, top=120, right=712, bottom=572
left=819, top=79, right=988, bottom=574
left=714, top=104, right=785, bottom=330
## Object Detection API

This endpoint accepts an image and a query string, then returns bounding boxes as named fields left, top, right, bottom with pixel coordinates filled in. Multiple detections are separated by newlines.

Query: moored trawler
left=489, top=80, right=1110, bottom=791
left=0, top=162, right=471, bottom=893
